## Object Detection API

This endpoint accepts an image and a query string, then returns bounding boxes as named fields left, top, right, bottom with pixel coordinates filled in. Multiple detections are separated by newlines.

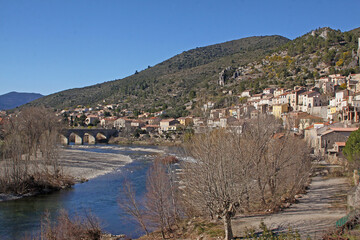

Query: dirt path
left=232, top=176, right=351, bottom=239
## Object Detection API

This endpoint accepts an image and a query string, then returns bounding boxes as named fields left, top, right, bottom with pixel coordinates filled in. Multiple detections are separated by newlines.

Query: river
left=0, top=144, right=183, bottom=240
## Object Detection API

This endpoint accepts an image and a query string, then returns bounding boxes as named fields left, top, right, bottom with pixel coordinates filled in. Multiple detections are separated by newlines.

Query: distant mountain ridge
left=0, top=92, right=43, bottom=110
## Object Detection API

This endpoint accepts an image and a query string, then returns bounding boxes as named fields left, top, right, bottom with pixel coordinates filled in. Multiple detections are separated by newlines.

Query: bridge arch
left=83, top=132, right=96, bottom=144
left=69, top=132, right=84, bottom=145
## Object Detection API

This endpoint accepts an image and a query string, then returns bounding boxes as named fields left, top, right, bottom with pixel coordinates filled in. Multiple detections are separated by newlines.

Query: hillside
left=0, top=92, right=43, bottom=110
left=28, top=35, right=289, bottom=116
left=214, top=27, right=360, bottom=102
left=27, top=27, right=360, bottom=117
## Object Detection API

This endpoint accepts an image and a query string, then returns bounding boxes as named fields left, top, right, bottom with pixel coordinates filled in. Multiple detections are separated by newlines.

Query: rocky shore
left=58, top=147, right=133, bottom=182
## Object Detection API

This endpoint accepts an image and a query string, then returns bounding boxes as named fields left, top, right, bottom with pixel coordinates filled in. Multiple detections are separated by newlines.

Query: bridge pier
left=60, top=135, right=69, bottom=145
left=87, top=134, right=96, bottom=144
left=74, top=134, right=83, bottom=145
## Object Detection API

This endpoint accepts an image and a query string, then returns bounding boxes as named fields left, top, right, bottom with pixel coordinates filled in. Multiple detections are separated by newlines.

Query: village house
left=192, top=117, right=205, bottom=127
left=315, top=127, right=358, bottom=157
left=209, top=108, right=228, bottom=119
left=248, top=93, right=263, bottom=102
left=113, top=118, right=132, bottom=130
left=272, top=104, right=289, bottom=118
left=202, top=101, right=215, bottom=112
left=228, top=107, right=239, bottom=118
left=297, top=114, right=323, bottom=131
left=285, top=112, right=323, bottom=132
left=147, top=117, right=161, bottom=125
left=299, top=91, right=321, bottom=112
left=138, top=112, right=151, bottom=118
left=289, top=89, right=306, bottom=111
left=308, top=105, right=328, bottom=120
left=316, top=77, right=330, bottom=88
left=85, top=115, right=99, bottom=126
left=241, top=89, right=252, bottom=97
left=271, top=96, right=281, bottom=105
left=207, top=118, right=221, bottom=128
left=141, top=125, right=160, bottom=133
left=250, top=110, right=259, bottom=119
left=279, top=92, right=291, bottom=105
left=130, top=120, right=146, bottom=128
left=100, top=117, right=118, bottom=129
left=263, top=88, right=274, bottom=95
left=237, top=105, right=256, bottom=119
left=154, top=110, right=166, bottom=117
left=177, top=116, right=193, bottom=126
left=159, top=118, right=180, bottom=132
left=330, top=75, right=346, bottom=86
left=273, top=88, right=286, bottom=97
left=335, top=90, right=350, bottom=107
left=321, top=81, right=335, bottom=94
left=339, top=96, right=360, bottom=123
left=327, top=142, right=347, bottom=164
left=219, top=116, right=240, bottom=128
left=105, top=104, right=115, bottom=110
left=347, top=73, right=360, bottom=92
left=304, top=122, right=332, bottom=150
left=260, top=93, right=273, bottom=103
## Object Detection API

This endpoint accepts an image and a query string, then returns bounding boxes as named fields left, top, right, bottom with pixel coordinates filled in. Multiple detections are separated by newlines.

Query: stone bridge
left=60, top=128, right=118, bottom=145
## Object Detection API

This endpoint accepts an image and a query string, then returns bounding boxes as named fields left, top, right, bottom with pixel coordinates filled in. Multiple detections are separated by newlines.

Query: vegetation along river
left=0, top=144, right=183, bottom=240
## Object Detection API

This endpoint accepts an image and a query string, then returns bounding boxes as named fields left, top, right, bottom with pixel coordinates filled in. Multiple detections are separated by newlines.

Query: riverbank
left=0, top=145, right=148, bottom=202
left=0, top=144, right=168, bottom=239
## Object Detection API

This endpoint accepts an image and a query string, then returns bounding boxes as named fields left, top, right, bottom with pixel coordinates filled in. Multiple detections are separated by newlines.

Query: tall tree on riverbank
left=145, top=159, right=180, bottom=239
left=118, top=157, right=180, bottom=239
left=118, top=179, right=149, bottom=236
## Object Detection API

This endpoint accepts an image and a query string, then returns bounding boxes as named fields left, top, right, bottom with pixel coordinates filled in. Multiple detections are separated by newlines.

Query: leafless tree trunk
left=118, top=179, right=149, bottom=236
left=145, top=159, right=178, bottom=239
left=182, top=129, right=246, bottom=240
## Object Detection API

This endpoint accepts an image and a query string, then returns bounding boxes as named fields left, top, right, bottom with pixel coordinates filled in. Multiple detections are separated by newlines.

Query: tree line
left=0, top=107, right=73, bottom=195
left=119, top=114, right=311, bottom=240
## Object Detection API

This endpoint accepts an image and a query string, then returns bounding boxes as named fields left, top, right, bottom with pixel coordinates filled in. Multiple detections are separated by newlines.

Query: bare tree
left=145, top=159, right=179, bottom=239
left=118, top=158, right=180, bottom=239
left=37, top=209, right=102, bottom=240
left=181, top=115, right=311, bottom=240
left=0, top=107, right=67, bottom=194
left=182, top=129, right=246, bottom=240
left=118, top=179, right=149, bottom=236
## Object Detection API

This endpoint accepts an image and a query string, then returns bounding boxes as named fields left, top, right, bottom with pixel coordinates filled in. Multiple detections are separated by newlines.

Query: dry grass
left=137, top=218, right=224, bottom=240
left=22, top=209, right=102, bottom=240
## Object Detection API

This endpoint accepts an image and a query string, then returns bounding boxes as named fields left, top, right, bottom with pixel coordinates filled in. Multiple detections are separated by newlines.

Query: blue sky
left=0, top=0, right=359, bottom=96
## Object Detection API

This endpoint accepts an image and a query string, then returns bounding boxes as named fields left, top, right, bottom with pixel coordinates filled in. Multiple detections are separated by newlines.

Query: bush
left=25, top=209, right=102, bottom=240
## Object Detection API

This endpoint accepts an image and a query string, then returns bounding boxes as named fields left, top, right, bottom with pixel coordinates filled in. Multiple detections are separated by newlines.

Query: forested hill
left=27, top=35, right=289, bottom=114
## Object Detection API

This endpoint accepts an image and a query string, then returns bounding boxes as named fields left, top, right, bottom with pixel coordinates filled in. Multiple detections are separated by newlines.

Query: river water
left=0, top=144, right=183, bottom=240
